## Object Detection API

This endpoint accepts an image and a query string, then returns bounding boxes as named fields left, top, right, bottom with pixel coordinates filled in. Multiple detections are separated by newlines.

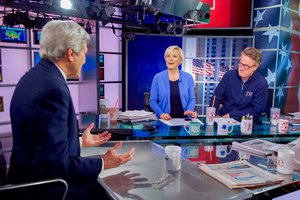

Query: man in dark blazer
left=7, top=20, right=135, bottom=200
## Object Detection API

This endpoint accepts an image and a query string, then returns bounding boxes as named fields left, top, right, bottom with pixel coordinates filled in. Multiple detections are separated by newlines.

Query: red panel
left=194, top=0, right=252, bottom=29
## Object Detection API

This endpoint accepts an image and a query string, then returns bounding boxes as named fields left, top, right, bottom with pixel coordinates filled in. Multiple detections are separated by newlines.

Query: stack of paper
left=282, top=112, right=300, bottom=132
left=118, top=110, right=157, bottom=122
left=232, top=139, right=286, bottom=157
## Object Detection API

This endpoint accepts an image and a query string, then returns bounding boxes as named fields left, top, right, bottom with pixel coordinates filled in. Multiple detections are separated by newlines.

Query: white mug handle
left=227, top=146, right=232, bottom=155
left=184, top=124, right=190, bottom=133
left=228, top=123, right=234, bottom=133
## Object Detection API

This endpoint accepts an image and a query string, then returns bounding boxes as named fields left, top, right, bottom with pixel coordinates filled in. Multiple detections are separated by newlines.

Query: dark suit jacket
left=7, top=59, right=103, bottom=199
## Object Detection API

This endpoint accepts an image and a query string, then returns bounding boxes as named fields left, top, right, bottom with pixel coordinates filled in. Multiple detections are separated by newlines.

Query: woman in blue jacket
left=150, top=45, right=196, bottom=120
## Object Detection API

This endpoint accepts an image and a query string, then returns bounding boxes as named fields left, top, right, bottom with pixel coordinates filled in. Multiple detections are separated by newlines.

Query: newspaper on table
left=199, top=160, right=283, bottom=189
left=232, top=139, right=285, bottom=157
left=118, top=110, right=157, bottom=122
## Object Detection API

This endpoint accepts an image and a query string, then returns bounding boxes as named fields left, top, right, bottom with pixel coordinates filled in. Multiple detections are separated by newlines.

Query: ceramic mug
left=216, top=145, right=232, bottom=158
left=216, top=119, right=233, bottom=135
left=165, top=145, right=181, bottom=171
left=278, top=119, right=289, bottom=134
left=184, top=121, right=201, bottom=135
left=277, top=148, right=295, bottom=174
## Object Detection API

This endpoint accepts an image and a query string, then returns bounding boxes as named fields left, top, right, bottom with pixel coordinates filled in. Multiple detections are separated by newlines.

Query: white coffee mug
left=165, top=145, right=181, bottom=171
left=278, top=119, right=289, bottom=134
left=216, top=145, right=232, bottom=158
left=277, top=148, right=295, bottom=174
left=216, top=119, right=233, bottom=135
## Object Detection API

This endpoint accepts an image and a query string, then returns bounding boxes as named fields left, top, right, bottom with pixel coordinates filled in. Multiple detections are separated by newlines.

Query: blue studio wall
left=127, top=34, right=182, bottom=110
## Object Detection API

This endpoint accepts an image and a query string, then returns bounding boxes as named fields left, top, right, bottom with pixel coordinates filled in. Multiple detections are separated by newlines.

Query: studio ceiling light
left=60, top=0, right=72, bottom=10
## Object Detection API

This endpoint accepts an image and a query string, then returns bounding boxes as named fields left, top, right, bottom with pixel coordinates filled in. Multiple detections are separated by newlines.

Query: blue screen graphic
left=127, top=35, right=182, bottom=110
left=0, top=26, right=27, bottom=43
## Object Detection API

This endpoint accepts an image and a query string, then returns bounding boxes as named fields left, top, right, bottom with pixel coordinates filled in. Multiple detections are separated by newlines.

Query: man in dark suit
left=7, top=20, right=135, bottom=200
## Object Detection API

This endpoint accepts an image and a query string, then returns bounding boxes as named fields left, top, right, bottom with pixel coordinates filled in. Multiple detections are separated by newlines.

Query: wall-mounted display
left=33, top=51, right=40, bottom=65
left=99, top=67, right=104, bottom=80
left=0, top=96, right=3, bottom=112
left=0, top=66, right=2, bottom=82
left=0, top=48, right=2, bottom=82
left=0, top=26, right=27, bottom=43
left=183, top=36, right=254, bottom=115
left=99, top=84, right=105, bottom=97
left=193, top=0, right=253, bottom=29
left=99, top=54, right=104, bottom=67
left=33, top=30, right=41, bottom=45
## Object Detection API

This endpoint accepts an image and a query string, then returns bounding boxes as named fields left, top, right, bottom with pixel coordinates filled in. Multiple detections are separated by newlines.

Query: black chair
left=0, top=141, right=7, bottom=185
left=144, top=92, right=153, bottom=112
left=0, top=178, right=68, bottom=200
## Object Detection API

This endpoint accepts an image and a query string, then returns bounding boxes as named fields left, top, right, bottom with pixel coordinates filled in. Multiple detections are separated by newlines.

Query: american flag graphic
left=253, top=0, right=300, bottom=112
left=192, top=59, right=215, bottom=76
left=219, top=63, right=229, bottom=79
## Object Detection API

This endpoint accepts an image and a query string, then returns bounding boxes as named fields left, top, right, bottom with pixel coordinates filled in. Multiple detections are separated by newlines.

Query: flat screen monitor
left=33, top=52, right=40, bottom=66
left=191, top=0, right=253, bottom=30
left=99, top=67, right=104, bottom=80
left=0, top=26, right=27, bottom=43
left=33, top=30, right=42, bottom=45
left=99, top=54, right=104, bottom=67
left=99, top=84, right=105, bottom=97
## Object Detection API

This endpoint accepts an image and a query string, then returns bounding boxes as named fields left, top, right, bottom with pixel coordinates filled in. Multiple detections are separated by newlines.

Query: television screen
left=191, top=0, right=253, bottom=29
left=0, top=26, right=27, bottom=43
left=99, top=84, right=105, bottom=97
left=99, top=54, right=104, bottom=67
left=99, top=67, right=104, bottom=80
left=33, top=52, right=41, bottom=66
left=33, top=30, right=41, bottom=45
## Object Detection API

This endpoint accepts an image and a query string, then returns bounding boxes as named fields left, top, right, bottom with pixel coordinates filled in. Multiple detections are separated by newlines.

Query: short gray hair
left=39, top=20, right=90, bottom=61
left=164, top=45, right=184, bottom=62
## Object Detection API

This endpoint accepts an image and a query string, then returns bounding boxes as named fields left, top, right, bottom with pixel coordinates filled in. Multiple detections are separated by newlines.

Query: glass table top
left=78, top=114, right=300, bottom=141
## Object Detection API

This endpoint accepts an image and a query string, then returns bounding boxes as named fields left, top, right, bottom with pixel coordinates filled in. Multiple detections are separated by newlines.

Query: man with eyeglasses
left=211, top=47, right=268, bottom=122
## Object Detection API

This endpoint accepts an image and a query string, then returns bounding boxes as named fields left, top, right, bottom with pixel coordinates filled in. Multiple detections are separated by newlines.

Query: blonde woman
left=150, top=45, right=196, bottom=120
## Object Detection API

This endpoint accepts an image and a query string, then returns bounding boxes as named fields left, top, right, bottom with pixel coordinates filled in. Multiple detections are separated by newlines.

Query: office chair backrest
left=0, top=178, right=68, bottom=200
left=0, top=141, right=7, bottom=185
left=144, top=92, right=153, bottom=112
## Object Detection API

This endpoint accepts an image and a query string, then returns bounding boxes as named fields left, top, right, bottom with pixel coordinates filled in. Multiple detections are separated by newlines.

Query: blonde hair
left=240, top=47, right=262, bottom=64
left=164, top=45, right=184, bottom=62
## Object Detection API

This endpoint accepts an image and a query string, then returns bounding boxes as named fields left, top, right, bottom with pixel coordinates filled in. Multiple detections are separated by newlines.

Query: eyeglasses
left=238, top=62, right=256, bottom=70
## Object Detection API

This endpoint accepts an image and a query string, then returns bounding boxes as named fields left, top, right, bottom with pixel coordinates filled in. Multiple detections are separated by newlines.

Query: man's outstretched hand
left=103, top=141, right=135, bottom=169
left=82, top=122, right=111, bottom=147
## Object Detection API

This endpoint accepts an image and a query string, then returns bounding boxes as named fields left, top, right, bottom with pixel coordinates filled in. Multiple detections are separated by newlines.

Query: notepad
left=159, top=118, right=203, bottom=126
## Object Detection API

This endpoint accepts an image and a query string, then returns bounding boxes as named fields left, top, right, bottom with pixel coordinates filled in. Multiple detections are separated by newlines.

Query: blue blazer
left=7, top=59, right=102, bottom=198
left=149, top=69, right=196, bottom=117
